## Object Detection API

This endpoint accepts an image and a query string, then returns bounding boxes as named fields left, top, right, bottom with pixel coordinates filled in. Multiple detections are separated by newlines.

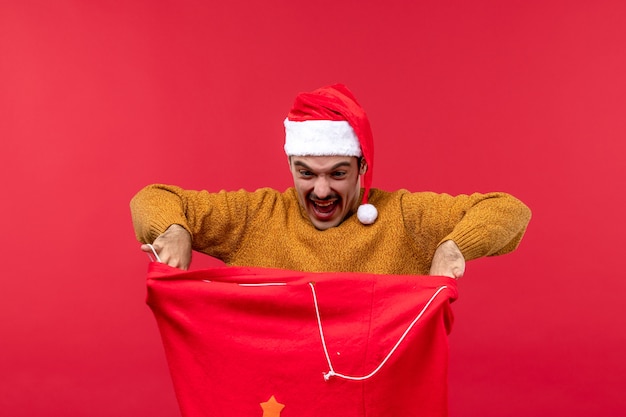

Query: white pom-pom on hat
left=357, top=203, right=378, bottom=225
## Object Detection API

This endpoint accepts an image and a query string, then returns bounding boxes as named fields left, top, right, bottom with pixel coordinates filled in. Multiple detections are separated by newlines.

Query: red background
left=1, top=1, right=625, bottom=416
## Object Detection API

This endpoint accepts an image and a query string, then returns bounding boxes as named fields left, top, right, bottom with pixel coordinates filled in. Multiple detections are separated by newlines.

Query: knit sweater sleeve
left=130, top=184, right=278, bottom=263
left=401, top=191, right=531, bottom=261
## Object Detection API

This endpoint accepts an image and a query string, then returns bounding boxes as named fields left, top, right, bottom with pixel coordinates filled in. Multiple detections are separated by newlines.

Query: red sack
left=146, top=262, right=458, bottom=417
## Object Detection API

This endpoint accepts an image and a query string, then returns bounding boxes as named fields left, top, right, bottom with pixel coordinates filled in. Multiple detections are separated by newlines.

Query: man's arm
left=402, top=191, right=531, bottom=277
left=140, top=224, right=192, bottom=270
left=441, top=193, right=531, bottom=261
left=130, top=184, right=196, bottom=269
left=130, top=184, right=194, bottom=244
left=130, top=184, right=269, bottom=268
left=429, top=193, right=530, bottom=278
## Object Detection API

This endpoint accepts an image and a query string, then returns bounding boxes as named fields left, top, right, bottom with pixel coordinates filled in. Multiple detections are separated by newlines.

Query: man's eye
left=332, top=171, right=347, bottom=178
left=299, top=170, right=313, bottom=177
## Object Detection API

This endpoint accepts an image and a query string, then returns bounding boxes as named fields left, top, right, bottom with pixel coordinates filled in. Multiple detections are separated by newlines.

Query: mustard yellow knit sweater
left=130, top=185, right=531, bottom=275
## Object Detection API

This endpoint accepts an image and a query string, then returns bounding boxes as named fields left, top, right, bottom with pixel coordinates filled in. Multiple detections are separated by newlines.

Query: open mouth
left=310, top=199, right=339, bottom=219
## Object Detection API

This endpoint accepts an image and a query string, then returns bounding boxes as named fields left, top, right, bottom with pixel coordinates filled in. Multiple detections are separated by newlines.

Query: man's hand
left=141, top=224, right=192, bottom=270
left=429, top=240, right=465, bottom=279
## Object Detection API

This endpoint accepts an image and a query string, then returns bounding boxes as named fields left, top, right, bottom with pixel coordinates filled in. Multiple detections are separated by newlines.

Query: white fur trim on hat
left=284, top=119, right=362, bottom=157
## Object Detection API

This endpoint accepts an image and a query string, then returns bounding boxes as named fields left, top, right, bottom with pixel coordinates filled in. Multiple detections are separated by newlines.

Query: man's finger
left=140, top=244, right=154, bottom=252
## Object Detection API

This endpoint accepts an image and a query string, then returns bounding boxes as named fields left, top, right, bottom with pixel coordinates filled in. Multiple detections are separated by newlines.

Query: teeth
left=315, top=201, right=334, bottom=207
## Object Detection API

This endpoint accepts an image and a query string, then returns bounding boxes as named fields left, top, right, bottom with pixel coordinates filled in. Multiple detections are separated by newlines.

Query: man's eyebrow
left=292, top=161, right=353, bottom=170
left=329, top=161, right=352, bottom=170
left=293, top=161, right=312, bottom=169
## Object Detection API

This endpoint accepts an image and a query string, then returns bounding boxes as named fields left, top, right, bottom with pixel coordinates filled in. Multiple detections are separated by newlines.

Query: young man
left=130, top=84, right=531, bottom=277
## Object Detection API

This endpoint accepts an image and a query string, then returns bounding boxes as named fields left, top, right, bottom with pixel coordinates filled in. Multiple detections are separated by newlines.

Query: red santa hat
left=284, top=84, right=377, bottom=224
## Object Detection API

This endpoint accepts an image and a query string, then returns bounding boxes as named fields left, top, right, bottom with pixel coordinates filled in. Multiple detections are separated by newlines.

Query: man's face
left=289, top=155, right=365, bottom=230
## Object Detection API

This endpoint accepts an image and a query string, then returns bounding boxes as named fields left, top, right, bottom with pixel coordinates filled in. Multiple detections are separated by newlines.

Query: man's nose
left=313, top=177, right=331, bottom=199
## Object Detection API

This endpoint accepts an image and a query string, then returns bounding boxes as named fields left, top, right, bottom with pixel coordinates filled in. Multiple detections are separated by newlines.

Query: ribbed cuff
left=441, top=226, right=489, bottom=261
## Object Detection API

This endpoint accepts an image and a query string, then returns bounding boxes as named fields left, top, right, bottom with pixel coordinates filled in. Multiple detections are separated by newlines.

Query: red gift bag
left=146, top=262, right=458, bottom=417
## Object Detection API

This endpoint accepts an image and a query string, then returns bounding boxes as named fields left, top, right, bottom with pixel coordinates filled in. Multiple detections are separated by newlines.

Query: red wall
left=1, top=1, right=625, bottom=416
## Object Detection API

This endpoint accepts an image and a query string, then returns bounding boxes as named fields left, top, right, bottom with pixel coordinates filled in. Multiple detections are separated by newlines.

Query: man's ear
left=359, top=159, right=368, bottom=175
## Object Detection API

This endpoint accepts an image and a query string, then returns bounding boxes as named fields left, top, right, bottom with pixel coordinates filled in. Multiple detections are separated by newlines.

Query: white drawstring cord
left=146, top=244, right=162, bottom=263
left=238, top=283, right=288, bottom=287
left=309, top=282, right=449, bottom=382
